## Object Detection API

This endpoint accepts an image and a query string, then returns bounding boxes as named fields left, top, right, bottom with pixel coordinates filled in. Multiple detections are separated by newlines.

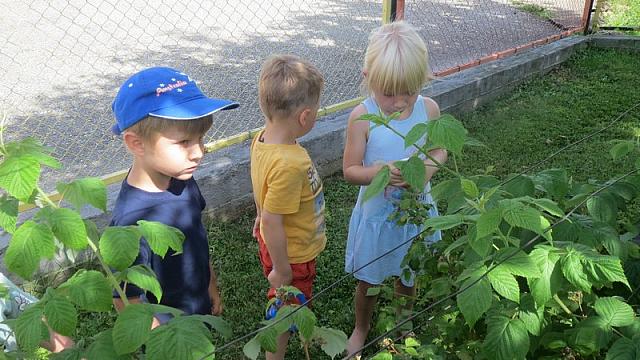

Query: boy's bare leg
left=265, top=331, right=290, bottom=360
left=347, top=280, right=378, bottom=358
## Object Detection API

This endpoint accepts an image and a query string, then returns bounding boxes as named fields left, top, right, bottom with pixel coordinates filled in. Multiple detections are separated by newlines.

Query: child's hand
left=252, top=216, right=261, bottom=238
left=267, top=267, right=293, bottom=290
left=388, top=163, right=408, bottom=188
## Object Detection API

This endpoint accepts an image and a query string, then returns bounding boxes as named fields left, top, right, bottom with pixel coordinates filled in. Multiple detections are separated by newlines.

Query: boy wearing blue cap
left=110, top=67, right=238, bottom=325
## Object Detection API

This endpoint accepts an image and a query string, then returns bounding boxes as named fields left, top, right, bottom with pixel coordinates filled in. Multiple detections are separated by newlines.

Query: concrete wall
left=2, top=34, right=639, bottom=277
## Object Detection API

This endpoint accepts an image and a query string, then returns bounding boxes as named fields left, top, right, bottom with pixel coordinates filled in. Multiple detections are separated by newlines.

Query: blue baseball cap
left=111, top=67, right=239, bottom=135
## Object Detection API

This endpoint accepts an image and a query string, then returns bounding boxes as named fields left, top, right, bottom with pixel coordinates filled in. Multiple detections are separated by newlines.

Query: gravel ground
left=0, top=0, right=583, bottom=192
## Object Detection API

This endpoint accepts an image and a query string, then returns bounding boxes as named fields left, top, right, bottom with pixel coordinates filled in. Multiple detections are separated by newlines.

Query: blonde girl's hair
left=363, top=21, right=433, bottom=96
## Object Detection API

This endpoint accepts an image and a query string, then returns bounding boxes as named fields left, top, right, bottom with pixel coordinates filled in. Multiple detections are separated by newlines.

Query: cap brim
left=149, top=97, right=239, bottom=120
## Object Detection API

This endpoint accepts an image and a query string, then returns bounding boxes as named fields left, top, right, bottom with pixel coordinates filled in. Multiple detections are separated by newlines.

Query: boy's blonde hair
left=363, top=21, right=432, bottom=96
left=259, top=54, right=324, bottom=121
left=125, top=115, right=213, bottom=141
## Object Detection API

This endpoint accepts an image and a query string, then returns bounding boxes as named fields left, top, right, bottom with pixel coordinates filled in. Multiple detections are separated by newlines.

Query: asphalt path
left=0, top=0, right=583, bottom=191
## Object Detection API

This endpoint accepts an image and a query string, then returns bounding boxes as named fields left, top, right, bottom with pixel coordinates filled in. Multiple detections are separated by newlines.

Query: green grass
left=511, top=0, right=553, bottom=20
left=601, top=0, right=640, bottom=35
left=67, top=47, right=639, bottom=358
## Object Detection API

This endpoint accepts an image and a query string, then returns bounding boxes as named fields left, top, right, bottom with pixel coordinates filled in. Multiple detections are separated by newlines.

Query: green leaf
left=122, top=265, right=162, bottom=302
left=423, top=214, right=465, bottom=231
left=0, top=155, right=40, bottom=202
left=568, top=316, right=612, bottom=354
left=533, top=168, right=569, bottom=199
left=528, top=247, right=563, bottom=306
left=257, top=324, right=279, bottom=353
left=606, top=337, right=639, bottom=360
left=136, top=220, right=184, bottom=257
left=312, top=327, right=348, bottom=359
left=461, top=178, right=479, bottom=199
left=358, top=113, right=390, bottom=126
left=47, top=208, right=88, bottom=249
left=501, top=200, right=551, bottom=240
left=186, top=314, right=232, bottom=339
left=561, top=248, right=592, bottom=292
left=366, top=287, right=381, bottom=296
left=469, top=227, right=491, bottom=257
left=464, top=136, right=486, bottom=148
left=56, top=177, right=107, bottom=212
left=59, top=270, right=113, bottom=312
left=587, top=193, right=618, bottom=224
left=584, top=253, right=630, bottom=289
left=371, top=352, right=393, bottom=360
left=243, top=336, right=261, bottom=360
left=518, top=294, right=544, bottom=336
left=99, top=226, right=140, bottom=271
left=397, top=155, right=425, bottom=191
left=363, top=166, right=390, bottom=202
left=293, top=305, right=317, bottom=341
left=44, top=296, right=77, bottom=336
left=488, top=266, right=520, bottom=303
left=483, top=315, right=529, bottom=360
left=404, top=123, right=429, bottom=148
left=457, top=268, right=493, bottom=327
left=595, top=297, right=635, bottom=327
left=5, top=220, right=55, bottom=279
left=0, top=194, right=18, bottom=234
left=503, top=175, right=535, bottom=197
left=49, top=347, right=84, bottom=360
left=426, top=114, right=467, bottom=155
left=14, top=304, right=48, bottom=351
left=86, top=330, right=130, bottom=360
left=496, top=248, right=541, bottom=278
left=112, top=304, right=153, bottom=354
left=526, top=197, right=564, bottom=218
left=145, top=317, right=214, bottom=360
left=610, top=140, right=635, bottom=160
left=476, top=208, right=502, bottom=239
left=3, top=138, right=60, bottom=169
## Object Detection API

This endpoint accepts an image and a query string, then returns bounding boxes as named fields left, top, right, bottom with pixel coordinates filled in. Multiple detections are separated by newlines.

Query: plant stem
left=553, top=294, right=574, bottom=318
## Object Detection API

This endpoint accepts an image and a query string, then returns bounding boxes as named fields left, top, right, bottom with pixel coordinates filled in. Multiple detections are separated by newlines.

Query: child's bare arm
left=343, top=105, right=384, bottom=185
left=208, top=263, right=222, bottom=315
left=260, top=210, right=292, bottom=288
left=253, top=198, right=261, bottom=238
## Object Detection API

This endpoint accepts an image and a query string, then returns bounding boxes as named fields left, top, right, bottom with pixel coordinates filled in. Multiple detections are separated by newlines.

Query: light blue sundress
left=344, top=96, right=442, bottom=287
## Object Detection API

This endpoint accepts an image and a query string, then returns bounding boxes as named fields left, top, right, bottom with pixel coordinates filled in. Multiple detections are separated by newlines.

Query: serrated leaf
left=587, top=194, right=618, bottom=224
left=363, top=166, right=390, bottom=202
left=44, top=296, right=77, bottom=336
left=112, top=304, right=153, bottom=354
left=257, top=325, right=279, bottom=353
left=461, top=178, right=479, bottom=198
left=99, top=226, right=140, bottom=271
left=483, top=315, right=529, bottom=360
left=186, top=314, right=232, bottom=339
left=3, top=138, right=60, bottom=169
left=469, top=226, right=491, bottom=257
left=0, top=156, right=40, bottom=202
left=502, top=200, right=551, bottom=240
left=561, top=248, right=592, bottom=292
left=145, top=317, right=213, bottom=360
left=136, top=220, right=184, bottom=257
left=358, top=113, right=390, bottom=126
left=424, top=214, right=465, bottom=231
left=371, top=352, right=393, bottom=360
left=584, top=253, right=630, bottom=289
left=528, top=247, right=563, bottom=306
left=457, top=269, right=493, bottom=327
left=426, top=114, right=467, bottom=155
left=404, top=123, right=429, bottom=148
left=610, top=141, right=635, bottom=160
left=312, top=327, right=348, bottom=359
left=293, top=305, right=317, bottom=341
left=568, top=316, right=612, bottom=354
left=488, top=266, right=520, bottom=303
left=5, top=220, right=55, bottom=279
left=397, top=156, right=425, bottom=191
left=533, top=169, right=569, bottom=199
left=86, top=330, right=130, bottom=360
left=122, top=265, right=162, bottom=302
left=48, top=347, right=84, bottom=360
left=606, top=337, right=639, bottom=360
left=14, top=304, right=47, bottom=351
left=518, top=294, right=544, bottom=336
left=59, top=270, right=113, bottom=312
left=496, top=248, right=541, bottom=278
left=503, top=175, right=535, bottom=198
left=0, top=194, right=18, bottom=233
left=47, top=208, right=88, bottom=249
left=595, top=297, right=635, bottom=327
left=527, top=197, right=564, bottom=217
left=56, top=177, right=107, bottom=212
left=243, top=336, right=261, bottom=360
left=476, top=208, right=502, bottom=239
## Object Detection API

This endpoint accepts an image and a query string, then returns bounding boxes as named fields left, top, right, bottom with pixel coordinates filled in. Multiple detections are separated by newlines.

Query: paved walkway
left=0, top=0, right=583, bottom=192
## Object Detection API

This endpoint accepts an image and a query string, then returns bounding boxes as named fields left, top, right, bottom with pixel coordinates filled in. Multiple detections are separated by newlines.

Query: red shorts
left=257, top=232, right=316, bottom=302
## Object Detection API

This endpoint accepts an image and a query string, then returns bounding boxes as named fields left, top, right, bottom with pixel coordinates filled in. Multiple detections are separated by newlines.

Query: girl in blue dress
left=342, top=21, right=448, bottom=356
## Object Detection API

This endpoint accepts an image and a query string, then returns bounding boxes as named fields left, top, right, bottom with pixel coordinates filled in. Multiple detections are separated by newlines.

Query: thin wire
left=354, top=168, right=640, bottom=360
left=211, top=101, right=640, bottom=359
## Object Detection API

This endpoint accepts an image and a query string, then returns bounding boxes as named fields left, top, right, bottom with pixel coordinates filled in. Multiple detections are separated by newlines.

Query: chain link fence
left=1, top=0, right=588, bottom=193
